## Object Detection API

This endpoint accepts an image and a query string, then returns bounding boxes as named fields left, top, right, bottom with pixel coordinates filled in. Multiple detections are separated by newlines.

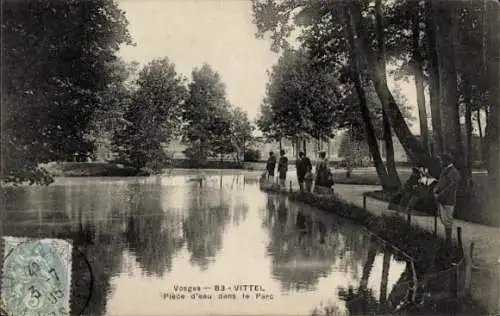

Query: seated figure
left=389, top=167, right=439, bottom=215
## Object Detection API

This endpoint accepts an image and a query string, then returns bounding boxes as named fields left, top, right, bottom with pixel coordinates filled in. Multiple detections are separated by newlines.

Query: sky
left=117, top=0, right=421, bottom=134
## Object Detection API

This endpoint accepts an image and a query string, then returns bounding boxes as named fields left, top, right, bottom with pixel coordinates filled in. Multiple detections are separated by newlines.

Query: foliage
left=86, top=58, right=138, bottom=161
left=2, top=0, right=131, bottom=184
left=256, top=47, right=345, bottom=142
left=230, top=108, right=254, bottom=161
left=252, top=0, right=435, bottom=169
left=182, top=64, right=251, bottom=163
left=112, top=58, right=187, bottom=172
left=244, top=148, right=261, bottom=162
left=338, top=130, right=371, bottom=163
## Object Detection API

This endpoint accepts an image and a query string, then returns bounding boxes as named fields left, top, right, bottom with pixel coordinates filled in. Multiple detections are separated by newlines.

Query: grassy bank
left=43, top=162, right=139, bottom=177
left=42, top=160, right=264, bottom=177
left=331, top=168, right=487, bottom=186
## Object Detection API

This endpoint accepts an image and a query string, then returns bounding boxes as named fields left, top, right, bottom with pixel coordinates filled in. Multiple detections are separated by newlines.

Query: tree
left=344, top=8, right=395, bottom=191
left=410, top=0, right=430, bottom=153
left=113, top=58, right=187, bottom=172
left=375, top=0, right=401, bottom=188
left=433, top=1, right=463, bottom=169
left=258, top=47, right=344, bottom=153
left=86, top=59, right=138, bottom=161
left=255, top=100, right=284, bottom=143
left=182, top=64, right=233, bottom=164
left=347, top=1, right=436, bottom=174
left=252, top=0, right=437, bottom=180
left=484, top=0, right=500, bottom=223
left=2, top=0, right=131, bottom=184
left=424, top=0, right=444, bottom=155
left=229, top=108, right=254, bottom=162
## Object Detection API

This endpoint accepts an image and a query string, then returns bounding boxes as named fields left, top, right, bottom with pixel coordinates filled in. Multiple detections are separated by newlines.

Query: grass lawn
left=331, top=167, right=488, bottom=187
left=42, top=162, right=139, bottom=177
left=42, top=160, right=254, bottom=177
left=339, top=168, right=496, bottom=227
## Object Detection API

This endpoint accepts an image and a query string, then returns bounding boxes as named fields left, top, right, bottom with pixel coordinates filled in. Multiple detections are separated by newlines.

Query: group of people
left=265, top=150, right=335, bottom=194
left=264, top=149, right=461, bottom=243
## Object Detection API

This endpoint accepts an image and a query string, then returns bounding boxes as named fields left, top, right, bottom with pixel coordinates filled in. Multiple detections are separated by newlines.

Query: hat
left=438, top=153, right=454, bottom=164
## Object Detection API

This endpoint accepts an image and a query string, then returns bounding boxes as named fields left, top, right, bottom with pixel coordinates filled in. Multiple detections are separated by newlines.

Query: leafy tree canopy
left=2, top=0, right=132, bottom=184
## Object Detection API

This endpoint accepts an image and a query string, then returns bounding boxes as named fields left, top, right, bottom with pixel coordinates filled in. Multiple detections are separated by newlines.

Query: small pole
left=434, top=210, right=438, bottom=236
left=363, top=194, right=367, bottom=210
left=470, top=242, right=474, bottom=262
left=450, top=262, right=458, bottom=297
left=289, top=181, right=292, bottom=192
left=457, top=227, right=463, bottom=257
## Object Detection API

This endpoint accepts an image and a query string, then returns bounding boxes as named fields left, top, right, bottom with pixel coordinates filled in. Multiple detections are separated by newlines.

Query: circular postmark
left=1, top=238, right=71, bottom=316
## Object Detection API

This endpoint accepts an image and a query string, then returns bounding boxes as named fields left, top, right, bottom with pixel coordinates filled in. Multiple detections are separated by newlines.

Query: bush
left=244, top=148, right=261, bottom=162
left=182, top=143, right=211, bottom=167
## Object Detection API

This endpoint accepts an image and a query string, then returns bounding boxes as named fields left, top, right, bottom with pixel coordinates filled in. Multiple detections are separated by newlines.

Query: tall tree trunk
left=349, top=1, right=439, bottom=177
left=296, top=137, right=300, bottom=159
left=465, top=95, right=473, bottom=180
left=344, top=7, right=393, bottom=190
left=383, top=96, right=401, bottom=190
left=303, top=138, right=307, bottom=156
left=434, top=1, right=465, bottom=173
left=380, top=248, right=391, bottom=304
left=425, top=0, right=444, bottom=155
left=476, top=108, right=484, bottom=161
left=412, top=0, right=430, bottom=152
left=376, top=0, right=401, bottom=191
left=360, top=241, right=378, bottom=289
left=242, top=136, right=246, bottom=160
left=485, top=0, right=500, bottom=225
left=279, top=138, right=282, bottom=151
left=478, top=0, right=487, bottom=164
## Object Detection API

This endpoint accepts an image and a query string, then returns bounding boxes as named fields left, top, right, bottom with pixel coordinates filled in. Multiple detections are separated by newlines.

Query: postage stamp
left=0, top=236, right=72, bottom=316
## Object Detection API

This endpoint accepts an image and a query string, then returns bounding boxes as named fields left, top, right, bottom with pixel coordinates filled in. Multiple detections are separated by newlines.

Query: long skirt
left=314, top=185, right=334, bottom=195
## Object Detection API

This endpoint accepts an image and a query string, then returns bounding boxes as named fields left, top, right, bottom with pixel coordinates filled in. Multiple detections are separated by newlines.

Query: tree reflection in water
left=230, top=176, right=250, bottom=226
left=336, top=238, right=402, bottom=315
left=182, top=185, right=231, bottom=270
left=264, top=195, right=373, bottom=293
left=0, top=184, right=129, bottom=316
left=124, top=183, right=185, bottom=277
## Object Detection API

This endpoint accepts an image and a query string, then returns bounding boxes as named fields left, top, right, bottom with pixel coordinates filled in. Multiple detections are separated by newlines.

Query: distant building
left=254, top=131, right=409, bottom=163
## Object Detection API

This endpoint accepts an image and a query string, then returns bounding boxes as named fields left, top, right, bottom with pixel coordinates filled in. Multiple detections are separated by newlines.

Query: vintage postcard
left=1, top=0, right=499, bottom=315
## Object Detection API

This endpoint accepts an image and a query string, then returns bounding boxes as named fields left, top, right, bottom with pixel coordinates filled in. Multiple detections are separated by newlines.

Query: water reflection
left=263, top=195, right=406, bottom=299
left=182, top=185, right=231, bottom=270
left=335, top=239, right=412, bottom=315
left=124, top=183, right=185, bottom=277
left=1, top=172, right=417, bottom=315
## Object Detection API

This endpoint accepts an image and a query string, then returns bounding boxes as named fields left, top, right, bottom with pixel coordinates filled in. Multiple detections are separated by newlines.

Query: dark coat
left=266, top=155, right=276, bottom=171
left=434, top=164, right=461, bottom=206
left=278, top=156, right=288, bottom=179
left=296, top=157, right=312, bottom=178
left=278, top=156, right=288, bottom=172
left=315, top=160, right=334, bottom=188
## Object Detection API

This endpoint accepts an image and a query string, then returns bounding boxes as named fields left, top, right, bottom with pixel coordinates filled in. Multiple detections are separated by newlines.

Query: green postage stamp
left=1, top=236, right=72, bottom=316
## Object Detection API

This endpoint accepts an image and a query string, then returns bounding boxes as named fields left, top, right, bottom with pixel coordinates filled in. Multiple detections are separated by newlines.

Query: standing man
left=296, top=152, right=312, bottom=192
left=266, top=151, right=277, bottom=181
left=433, top=153, right=461, bottom=243
left=277, top=150, right=288, bottom=188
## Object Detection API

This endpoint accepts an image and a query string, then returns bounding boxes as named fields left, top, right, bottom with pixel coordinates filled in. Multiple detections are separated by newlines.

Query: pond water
left=1, top=170, right=417, bottom=316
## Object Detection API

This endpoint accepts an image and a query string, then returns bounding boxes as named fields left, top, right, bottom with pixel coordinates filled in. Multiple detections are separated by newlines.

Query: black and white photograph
left=1, top=0, right=499, bottom=315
